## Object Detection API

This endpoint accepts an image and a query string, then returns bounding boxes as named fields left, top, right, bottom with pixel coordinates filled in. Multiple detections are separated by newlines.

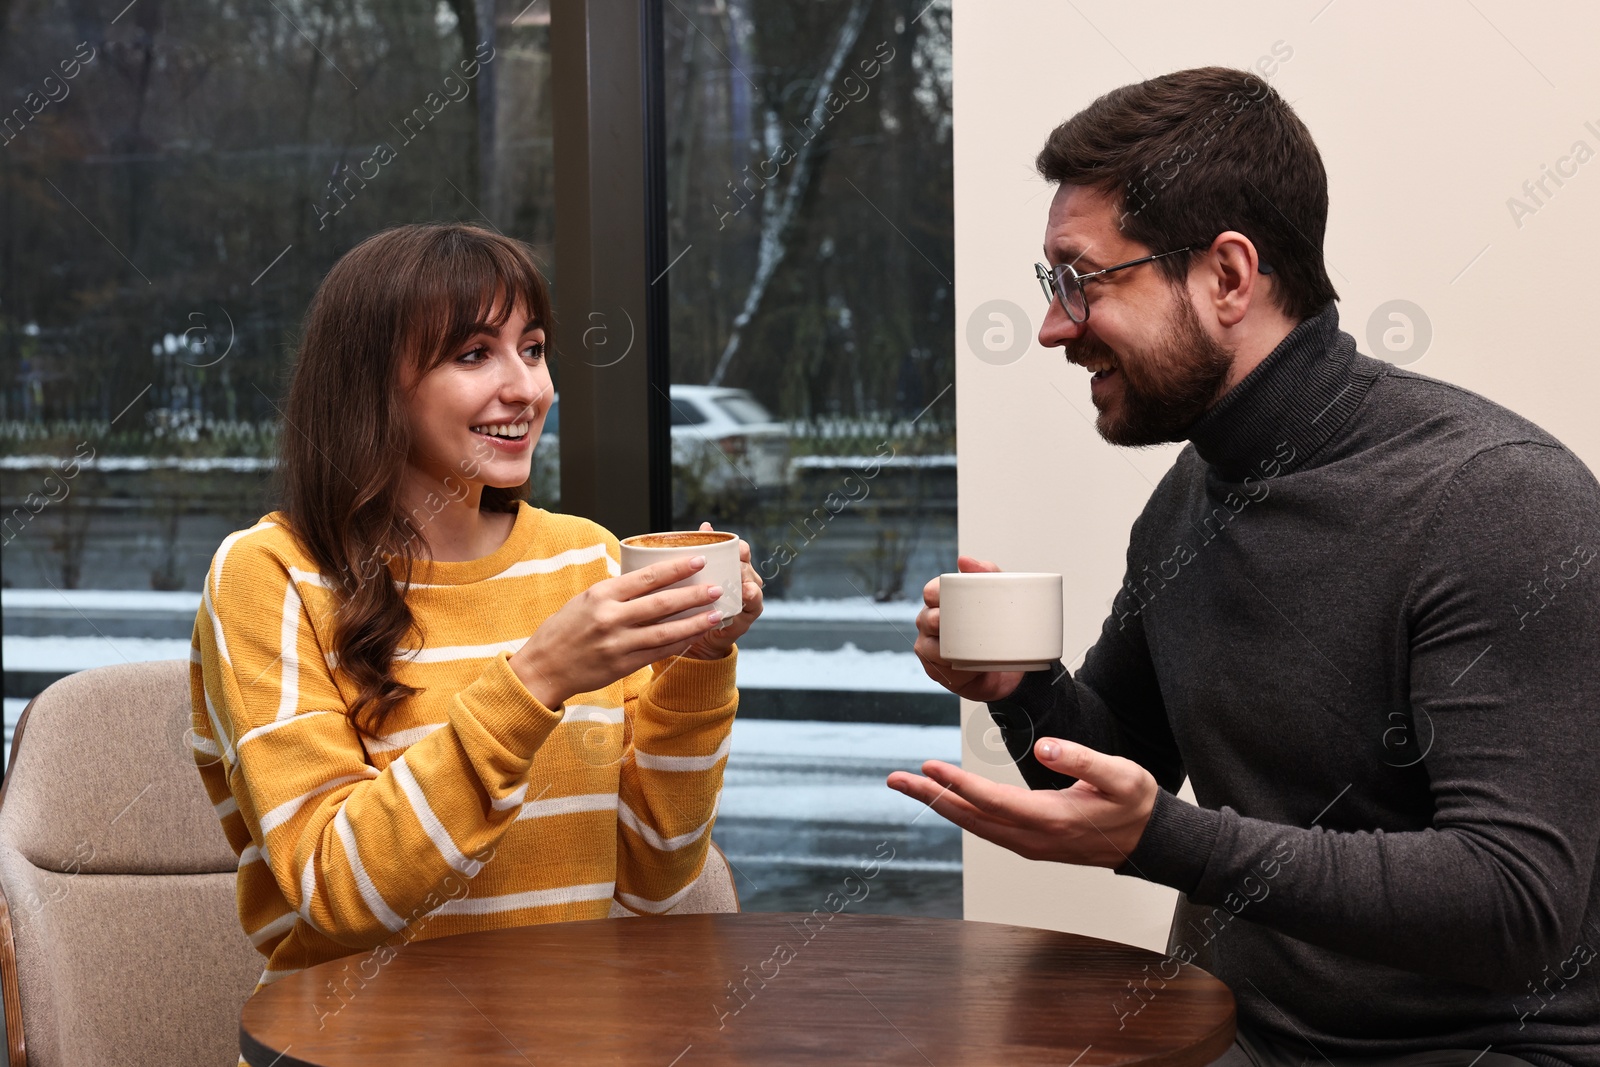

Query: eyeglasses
left=1034, top=248, right=1195, bottom=324
left=1034, top=247, right=1275, bottom=324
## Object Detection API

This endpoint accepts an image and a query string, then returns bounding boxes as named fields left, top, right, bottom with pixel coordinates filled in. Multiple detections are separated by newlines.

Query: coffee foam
left=624, top=531, right=736, bottom=549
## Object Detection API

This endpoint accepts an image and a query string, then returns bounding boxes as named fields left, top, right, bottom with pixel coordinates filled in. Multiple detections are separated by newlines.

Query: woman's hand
left=511, top=554, right=727, bottom=710
left=680, top=521, right=765, bottom=661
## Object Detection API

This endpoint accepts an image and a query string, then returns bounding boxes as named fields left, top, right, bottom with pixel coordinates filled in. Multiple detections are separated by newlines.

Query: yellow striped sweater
left=188, top=500, right=736, bottom=992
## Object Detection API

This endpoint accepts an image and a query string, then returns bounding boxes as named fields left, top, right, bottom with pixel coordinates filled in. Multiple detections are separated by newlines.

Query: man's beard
left=1068, top=295, right=1235, bottom=447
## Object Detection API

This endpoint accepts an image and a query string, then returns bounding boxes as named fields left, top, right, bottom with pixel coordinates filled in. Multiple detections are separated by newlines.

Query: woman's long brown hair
left=276, top=223, right=552, bottom=739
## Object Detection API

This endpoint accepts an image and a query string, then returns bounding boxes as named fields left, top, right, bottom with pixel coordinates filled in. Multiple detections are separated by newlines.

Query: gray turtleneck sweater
left=988, top=302, right=1600, bottom=1064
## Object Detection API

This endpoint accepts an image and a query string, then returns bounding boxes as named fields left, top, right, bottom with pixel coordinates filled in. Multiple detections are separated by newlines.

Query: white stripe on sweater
left=427, top=881, right=615, bottom=916
left=259, top=772, right=374, bottom=835
left=299, top=854, right=321, bottom=930
left=288, top=566, right=329, bottom=589
left=489, top=543, right=615, bottom=581
left=359, top=710, right=619, bottom=759
left=396, top=543, right=620, bottom=591
left=373, top=643, right=628, bottom=674
left=258, top=965, right=302, bottom=986
left=202, top=685, right=237, bottom=767
left=562, top=704, right=625, bottom=725
left=333, top=804, right=408, bottom=933
left=238, top=710, right=338, bottom=750
left=516, top=792, right=618, bottom=821
left=239, top=843, right=263, bottom=869
left=203, top=583, right=232, bottom=669
left=214, top=795, right=238, bottom=818
left=274, top=581, right=304, bottom=721
left=616, top=797, right=717, bottom=853
left=211, top=520, right=278, bottom=599
left=491, top=781, right=529, bottom=812
left=247, top=910, right=297, bottom=947
left=391, top=756, right=483, bottom=877
left=635, top=734, right=732, bottom=772
left=206, top=520, right=277, bottom=668
left=617, top=879, right=698, bottom=915
left=366, top=722, right=447, bottom=754
left=401, top=542, right=618, bottom=588
left=392, top=639, right=524, bottom=664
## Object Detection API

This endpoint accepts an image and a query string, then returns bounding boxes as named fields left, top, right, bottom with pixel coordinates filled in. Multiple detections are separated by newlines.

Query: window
left=663, top=0, right=957, bottom=915
left=0, top=0, right=558, bottom=758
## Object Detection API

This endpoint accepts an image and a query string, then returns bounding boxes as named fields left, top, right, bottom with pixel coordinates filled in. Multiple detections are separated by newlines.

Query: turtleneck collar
left=1184, top=301, right=1382, bottom=480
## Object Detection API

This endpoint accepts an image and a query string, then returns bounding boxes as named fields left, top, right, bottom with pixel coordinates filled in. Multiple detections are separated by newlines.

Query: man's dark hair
left=1036, top=66, right=1337, bottom=322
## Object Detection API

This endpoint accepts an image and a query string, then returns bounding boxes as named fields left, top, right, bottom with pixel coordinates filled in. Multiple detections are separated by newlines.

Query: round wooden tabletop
left=241, top=913, right=1235, bottom=1066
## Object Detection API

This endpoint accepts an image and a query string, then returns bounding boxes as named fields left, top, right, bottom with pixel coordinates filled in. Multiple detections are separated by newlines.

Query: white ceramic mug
left=938, top=571, right=1064, bottom=671
left=619, top=530, right=744, bottom=627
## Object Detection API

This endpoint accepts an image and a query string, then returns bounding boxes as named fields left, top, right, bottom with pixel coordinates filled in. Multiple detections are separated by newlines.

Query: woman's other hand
left=680, top=521, right=764, bottom=661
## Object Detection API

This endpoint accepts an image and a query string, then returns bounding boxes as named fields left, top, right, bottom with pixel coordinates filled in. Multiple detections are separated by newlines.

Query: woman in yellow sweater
left=189, top=222, right=761, bottom=995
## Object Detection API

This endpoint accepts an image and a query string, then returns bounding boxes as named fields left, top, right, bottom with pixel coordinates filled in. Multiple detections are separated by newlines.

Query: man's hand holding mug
left=915, top=555, right=1065, bottom=702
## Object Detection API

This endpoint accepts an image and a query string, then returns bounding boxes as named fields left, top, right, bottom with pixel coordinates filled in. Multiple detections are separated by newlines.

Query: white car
left=534, top=385, right=790, bottom=494
left=666, top=385, right=790, bottom=494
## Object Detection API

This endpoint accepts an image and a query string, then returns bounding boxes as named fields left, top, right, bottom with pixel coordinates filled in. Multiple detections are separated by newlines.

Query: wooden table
left=241, top=913, right=1235, bottom=1066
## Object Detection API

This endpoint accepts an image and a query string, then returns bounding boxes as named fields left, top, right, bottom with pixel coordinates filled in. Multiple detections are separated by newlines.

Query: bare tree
left=706, top=0, right=870, bottom=386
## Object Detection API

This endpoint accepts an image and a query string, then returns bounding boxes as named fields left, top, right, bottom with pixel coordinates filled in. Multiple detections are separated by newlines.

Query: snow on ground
left=3, top=699, right=25, bottom=755
left=0, top=697, right=956, bottom=765
left=790, top=455, right=955, bottom=469
left=3, top=636, right=944, bottom=692
left=3, top=636, right=195, bottom=672
left=723, top=853, right=960, bottom=872
left=0, top=696, right=956, bottom=772
left=756, top=597, right=921, bottom=624
left=4, top=455, right=956, bottom=473
left=719, top=721, right=959, bottom=828
left=4, top=589, right=926, bottom=624
left=731, top=718, right=957, bottom=762
left=719, top=768, right=947, bottom=826
left=0, top=701, right=956, bottom=769
left=733, top=644, right=942, bottom=692
left=0, top=456, right=273, bottom=471
left=2, top=589, right=203, bottom=612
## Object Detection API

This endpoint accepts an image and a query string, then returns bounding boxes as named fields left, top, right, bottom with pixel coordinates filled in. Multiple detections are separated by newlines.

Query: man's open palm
left=886, top=737, right=1159, bottom=869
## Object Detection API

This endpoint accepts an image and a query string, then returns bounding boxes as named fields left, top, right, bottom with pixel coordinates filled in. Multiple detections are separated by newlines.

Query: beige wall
left=954, top=1, right=1600, bottom=950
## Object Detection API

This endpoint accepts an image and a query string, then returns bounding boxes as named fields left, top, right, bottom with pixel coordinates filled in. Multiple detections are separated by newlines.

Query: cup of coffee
left=619, top=530, right=744, bottom=626
left=938, top=571, right=1063, bottom=671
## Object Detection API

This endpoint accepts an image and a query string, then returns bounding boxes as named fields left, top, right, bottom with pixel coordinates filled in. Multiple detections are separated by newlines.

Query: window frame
left=550, top=0, right=673, bottom=536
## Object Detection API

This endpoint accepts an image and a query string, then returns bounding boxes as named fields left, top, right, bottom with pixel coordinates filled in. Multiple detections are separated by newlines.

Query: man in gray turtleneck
left=889, top=67, right=1600, bottom=1066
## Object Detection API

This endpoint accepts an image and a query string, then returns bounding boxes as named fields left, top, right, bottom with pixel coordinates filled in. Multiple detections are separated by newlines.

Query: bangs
left=400, top=228, right=551, bottom=378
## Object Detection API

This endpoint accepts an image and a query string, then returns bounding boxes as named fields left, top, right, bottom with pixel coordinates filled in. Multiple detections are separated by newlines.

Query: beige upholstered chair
left=0, top=659, right=737, bottom=1066
left=0, top=659, right=260, bottom=1067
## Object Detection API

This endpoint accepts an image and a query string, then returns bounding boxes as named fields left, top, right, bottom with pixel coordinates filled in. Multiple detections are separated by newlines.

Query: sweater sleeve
left=1120, top=442, right=1600, bottom=991
left=610, top=649, right=738, bottom=913
left=190, top=534, right=565, bottom=951
left=986, top=548, right=1187, bottom=795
